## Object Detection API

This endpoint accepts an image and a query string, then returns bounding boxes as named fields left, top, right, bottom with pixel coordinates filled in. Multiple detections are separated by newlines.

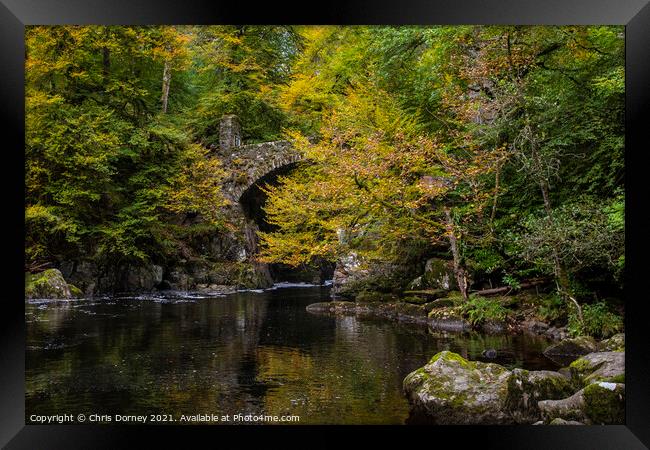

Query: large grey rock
left=542, top=336, right=598, bottom=364
left=568, top=351, right=625, bottom=387
left=403, top=351, right=585, bottom=425
left=403, top=351, right=512, bottom=424
left=25, top=269, right=73, bottom=299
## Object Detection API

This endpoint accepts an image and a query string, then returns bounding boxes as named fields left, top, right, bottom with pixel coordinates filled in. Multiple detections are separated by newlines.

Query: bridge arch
left=220, top=139, right=305, bottom=204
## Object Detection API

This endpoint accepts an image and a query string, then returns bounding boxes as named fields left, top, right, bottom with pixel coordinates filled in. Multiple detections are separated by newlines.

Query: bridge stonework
left=215, top=116, right=304, bottom=203
left=220, top=140, right=303, bottom=202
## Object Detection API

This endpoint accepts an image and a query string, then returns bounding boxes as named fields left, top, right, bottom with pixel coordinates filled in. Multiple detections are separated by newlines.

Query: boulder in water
left=482, top=348, right=498, bottom=358
left=403, top=351, right=512, bottom=424
left=542, top=336, right=598, bottom=364
left=25, top=269, right=73, bottom=299
left=403, top=351, right=580, bottom=424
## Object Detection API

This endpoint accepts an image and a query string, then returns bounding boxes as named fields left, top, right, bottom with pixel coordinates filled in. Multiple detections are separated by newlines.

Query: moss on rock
left=68, top=284, right=84, bottom=298
left=402, top=295, right=430, bottom=305
left=568, top=351, right=625, bottom=387
left=505, top=368, right=575, bottom=423
left=355, top=290, right=396, bottom=303
left=582, top=382, right=625, bottom=424
left=599, top=333, right=625, bottom=352
left=403, top=351, right=513, bottom=424
left=25, top=269, right=73, bottom=299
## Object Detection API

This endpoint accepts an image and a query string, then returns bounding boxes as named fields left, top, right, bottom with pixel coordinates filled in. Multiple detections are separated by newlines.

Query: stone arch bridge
left=215, top=115, right=305, bottom=204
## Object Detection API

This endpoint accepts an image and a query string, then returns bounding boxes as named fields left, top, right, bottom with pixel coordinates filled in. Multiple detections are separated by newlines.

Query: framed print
left=1, top=0, right=649, bottom=447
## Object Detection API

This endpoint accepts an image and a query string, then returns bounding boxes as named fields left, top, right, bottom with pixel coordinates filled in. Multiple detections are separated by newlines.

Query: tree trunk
left=102, top=47, right=110, bottom=80
left=161, top=60, right=171, bottom=113
left=102, top=29, right=110, bottom=83
left=444, top=207, right=468, bottom=300
left=490, top=162, right=501, bottom=231
left=537, top=170, right=583, bottom=324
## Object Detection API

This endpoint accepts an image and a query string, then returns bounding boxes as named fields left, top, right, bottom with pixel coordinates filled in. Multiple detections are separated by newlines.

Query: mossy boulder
left=25, top=269, right=73, bottom=299
left=305, top=302, right=334, bottom=314
left=504, top=368, right=575, bottom=423
left=542, top=336, right=598, bottom=365
left=582, top=382, right=625, bottom=424
left=598, top=333, right=625, bottom=352
left=538, top=381, right=625, bottom=425
left=403, top=351, right=512, bottom=424
left=568, top=351, right=625, bottom=387
left=403, top=351, right=592, bottom=425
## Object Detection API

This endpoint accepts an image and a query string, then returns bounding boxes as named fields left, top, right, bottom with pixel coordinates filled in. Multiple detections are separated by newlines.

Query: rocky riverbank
left=403, top=341, right=625, bottom=425
left=306, top=297, right=571, bottom=340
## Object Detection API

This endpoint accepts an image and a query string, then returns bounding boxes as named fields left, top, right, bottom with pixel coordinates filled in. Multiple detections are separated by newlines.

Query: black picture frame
left=2, top=1, right=649, bottom=447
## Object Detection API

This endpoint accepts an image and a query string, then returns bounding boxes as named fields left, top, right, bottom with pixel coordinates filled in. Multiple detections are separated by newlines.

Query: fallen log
left=25, top=261, right=54, bottom=274
left=471, top=279, right=550, bottom=296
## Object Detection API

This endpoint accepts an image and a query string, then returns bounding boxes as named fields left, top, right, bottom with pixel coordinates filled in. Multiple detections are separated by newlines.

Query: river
left=26, top=284, right=559, bottom=425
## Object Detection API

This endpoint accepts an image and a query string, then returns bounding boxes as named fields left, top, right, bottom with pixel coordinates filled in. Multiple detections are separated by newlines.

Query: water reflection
left=26, top=286, right=558, bottom=424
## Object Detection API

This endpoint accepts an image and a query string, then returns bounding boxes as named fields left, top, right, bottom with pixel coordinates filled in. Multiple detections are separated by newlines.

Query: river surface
left=26, top=284, right=559, bottom=425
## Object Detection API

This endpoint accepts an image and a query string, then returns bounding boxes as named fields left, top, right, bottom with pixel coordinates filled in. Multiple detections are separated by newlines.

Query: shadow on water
left=26, top=286, right=559, bottom=424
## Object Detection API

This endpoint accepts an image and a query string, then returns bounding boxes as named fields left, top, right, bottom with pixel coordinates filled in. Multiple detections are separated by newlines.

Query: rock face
left=330, top=255, right=417, bottom=299
left=331, top=253, right=369, bottom=297
left=407, top=258, right=457, bottom=291
left=422, top=258, right=457, bottom=290
left=125, top=264, right=163, bottom=291
left=25, top=269, right=79, bottom=299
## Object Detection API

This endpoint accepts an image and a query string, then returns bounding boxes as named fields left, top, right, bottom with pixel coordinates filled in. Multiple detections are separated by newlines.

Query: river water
left=26, top=284, right=559, bottom=425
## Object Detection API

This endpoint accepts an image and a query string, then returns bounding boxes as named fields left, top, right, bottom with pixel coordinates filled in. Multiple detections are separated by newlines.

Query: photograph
left=23, top=24, right=627, bottom=426
left=1, top=0, right=649, bottom=446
